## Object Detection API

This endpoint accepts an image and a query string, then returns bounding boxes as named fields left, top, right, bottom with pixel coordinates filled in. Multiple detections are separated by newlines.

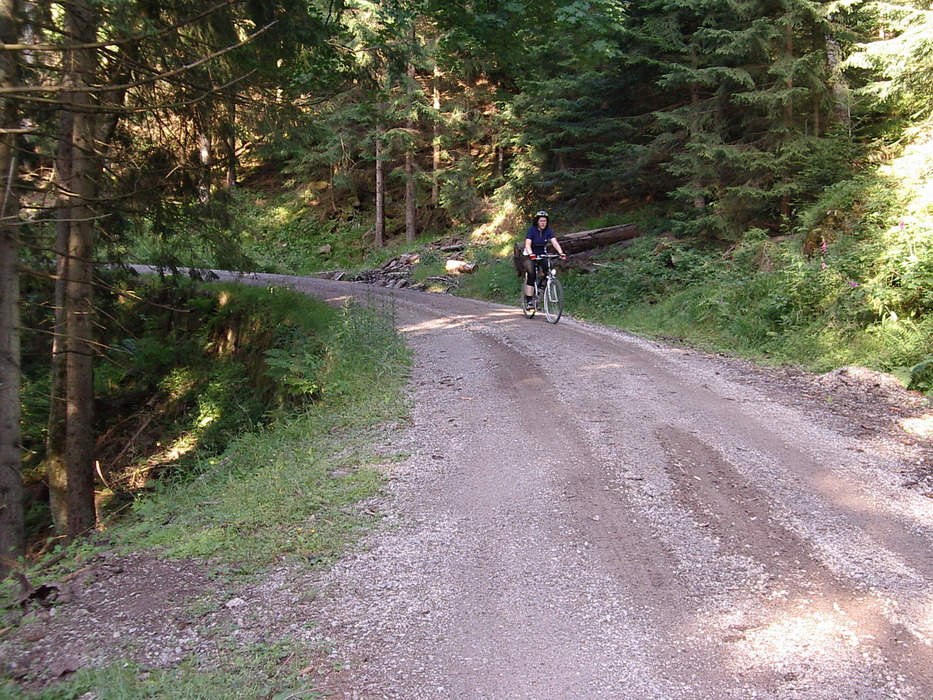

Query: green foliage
left=263, top=346, right=325, bottom=400
left=905, top=357, right=933, bottom=393
left=6, top=286, right=411, bottom=698
left=119, top=412, right=387, bottom=567
left=565, top=203, right=933, bottom=381
left=844, top=3, right=933, bottom=121
left=569, top=235, right=720, bottom=316
left=123, top=197, right=256, bottom=274
left=325, top=298, right=412, bottom=406
left=455, top=249, right=520, bottom=302
left=3, top=646, right=324, bottom=699
left=116, top=297, right=409, bottom=566
left=225, top=189, right=393, bottom=274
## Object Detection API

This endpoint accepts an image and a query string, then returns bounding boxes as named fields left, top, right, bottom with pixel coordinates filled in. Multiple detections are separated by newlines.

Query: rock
left=318, top=244, right=332, bottom=255
left=49, top=654, right=80, bottom=677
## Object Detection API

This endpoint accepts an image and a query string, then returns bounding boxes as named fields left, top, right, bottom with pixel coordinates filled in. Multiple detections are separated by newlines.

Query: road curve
left=219, top=271, right=933, bottom=699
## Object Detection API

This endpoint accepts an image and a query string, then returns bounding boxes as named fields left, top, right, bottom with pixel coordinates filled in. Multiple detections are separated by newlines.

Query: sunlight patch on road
left=398, top=319, right=467, bottom=335
left=901, top=413, right=933, bottom=438
left=398, top=309, right=516, bottom=335
left=717, top=592, right=933, bottom=695
left=721, top=606, right=878, bottom=687
left=740, top=611, right=859, bottom=663
left=916, top=596, right=933, bottom=646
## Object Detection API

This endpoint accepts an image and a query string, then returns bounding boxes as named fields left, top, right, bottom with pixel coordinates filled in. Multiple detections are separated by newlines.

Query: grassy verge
left=118, top=299, right=410, bottom=567
left=445, top=229, right=933, bottom=391
left=3, top=292, right=410, bottom=699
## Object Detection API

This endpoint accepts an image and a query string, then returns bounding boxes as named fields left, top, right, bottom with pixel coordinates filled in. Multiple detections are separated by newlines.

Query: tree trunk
left=0, top=0, right=22, bottom=575
left=551, top=223, right=640, bottom=255
left=780, top=20, right=794, bottom=220
left=223, top=96, right=236, bottom=189
left=375, top=133, right=385, bottom=247
left=405, top=151, right=416, bottom=242
left=405, top=55, right=416, bottom=243
left=688, top=47, right=706, bottom=210
left=197, top=107, right=211, bottom=203
left=432, top=65, right=440, bottom=208
left=47, top=109, right=73, bottom=533
left=825, top=36, right=850, bottom=133
left=63, top=0, right=98, bottom=537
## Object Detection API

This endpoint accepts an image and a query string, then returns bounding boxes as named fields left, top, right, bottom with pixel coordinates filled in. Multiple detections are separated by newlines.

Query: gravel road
left=239, top=273, right=933, bottom=700
left=9, top=269, right=932, bottom=699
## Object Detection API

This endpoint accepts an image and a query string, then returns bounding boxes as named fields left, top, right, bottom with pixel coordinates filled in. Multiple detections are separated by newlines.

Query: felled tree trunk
left=556, top=223, right=640, bottom=254
left=513, top=223, right=640, bottom=273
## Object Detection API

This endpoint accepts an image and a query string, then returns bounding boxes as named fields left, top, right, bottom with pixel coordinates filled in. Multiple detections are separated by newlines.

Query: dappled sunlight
left=880, top=119, right=933, bottom=218
left=730, top=608, right=860, bottom=667
left=162, top=431, right=200, bottom=463
left=397, top=307, right=521, bottom=335
left=468, top=201, right=521, bottom=246
left=162, top=367, right=198, bottom=400
left=801, top=469, right=933, bottom=585
left=901, top=413, right=933, bottom=438
left=709, top=589, right=933, bottom=691
left=920, top=597, right=933, bottom=642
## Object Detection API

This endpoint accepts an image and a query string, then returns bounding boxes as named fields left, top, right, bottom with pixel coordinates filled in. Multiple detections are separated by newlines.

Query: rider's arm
left=524, top=237, right=534, bottom=256
left=549, top=237, right=566, bottom=256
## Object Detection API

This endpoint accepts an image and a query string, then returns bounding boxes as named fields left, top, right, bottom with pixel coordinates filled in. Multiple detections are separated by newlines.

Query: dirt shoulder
left=4, top=275, right=933, bottom=699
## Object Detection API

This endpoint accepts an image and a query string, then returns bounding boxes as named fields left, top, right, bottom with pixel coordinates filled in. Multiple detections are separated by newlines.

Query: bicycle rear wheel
left=543, top=277, right=563, bottom=323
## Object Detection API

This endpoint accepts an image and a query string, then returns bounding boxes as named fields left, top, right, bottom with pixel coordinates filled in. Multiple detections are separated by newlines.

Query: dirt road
left=10, top=269, right=931, bottom=698
left=240, top=273, right=933, bottom=700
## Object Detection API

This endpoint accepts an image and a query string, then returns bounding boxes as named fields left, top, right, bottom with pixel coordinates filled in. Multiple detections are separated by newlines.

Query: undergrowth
left=117, top=298, right=410, bottom=567
left=449, top=190, right=933, bottom=388
left=4, top=285, right=410, bottom=700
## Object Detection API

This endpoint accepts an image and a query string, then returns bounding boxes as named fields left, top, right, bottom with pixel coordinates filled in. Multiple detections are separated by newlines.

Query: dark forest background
left=2, top=0, right=933, bottom=569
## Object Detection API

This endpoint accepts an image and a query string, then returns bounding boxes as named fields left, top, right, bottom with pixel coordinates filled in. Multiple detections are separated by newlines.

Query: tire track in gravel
left=659, top=427, right=933, bottom=693
left=198, top=271, right=933, bottom=699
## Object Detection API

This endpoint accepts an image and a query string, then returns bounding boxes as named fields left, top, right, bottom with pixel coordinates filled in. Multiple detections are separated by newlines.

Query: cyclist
left=523, top=210, right=566, bottom=310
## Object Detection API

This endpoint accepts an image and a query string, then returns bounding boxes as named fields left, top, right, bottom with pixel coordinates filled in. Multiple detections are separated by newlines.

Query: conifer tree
left=0, top=0, right=22, bottom=574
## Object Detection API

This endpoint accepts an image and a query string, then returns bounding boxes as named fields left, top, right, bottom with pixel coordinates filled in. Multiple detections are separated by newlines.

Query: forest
left=1, top=0, right=932, bottom=576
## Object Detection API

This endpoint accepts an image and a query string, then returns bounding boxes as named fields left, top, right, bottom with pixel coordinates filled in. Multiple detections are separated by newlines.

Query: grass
left=113, top=293, right=411, bottom=568
left=2, top=291, right=411, bottom=699
left=438, top=225, right=933, bottom=388
left=117, top=412, right=392, bottom=567
left=2, top=645, right=326, bottom=699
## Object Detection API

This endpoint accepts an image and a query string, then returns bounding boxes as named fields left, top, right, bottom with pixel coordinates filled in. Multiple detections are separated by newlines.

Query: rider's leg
left=523, top=257, right=536, bottom=300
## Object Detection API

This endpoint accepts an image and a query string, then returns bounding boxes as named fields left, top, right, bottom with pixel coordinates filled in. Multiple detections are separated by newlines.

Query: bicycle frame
left=522, top=253, right=564, bottom=323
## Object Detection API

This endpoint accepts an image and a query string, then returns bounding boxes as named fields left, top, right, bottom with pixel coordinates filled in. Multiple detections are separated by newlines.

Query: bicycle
left=521, top=253, right=564, bottom=324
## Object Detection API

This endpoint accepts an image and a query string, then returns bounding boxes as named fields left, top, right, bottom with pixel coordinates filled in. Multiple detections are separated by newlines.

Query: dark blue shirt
left=526, top=224, right=555, bottom=255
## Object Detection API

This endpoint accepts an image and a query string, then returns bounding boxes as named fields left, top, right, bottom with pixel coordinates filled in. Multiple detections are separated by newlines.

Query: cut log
left=556, top=223, right=640, bottom=254
left=446, top=260, right=476, bottom=275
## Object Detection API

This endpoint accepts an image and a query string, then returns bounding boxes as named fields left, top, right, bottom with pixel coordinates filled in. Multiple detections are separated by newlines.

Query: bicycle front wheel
left=543, top=278, right=563, bottom=323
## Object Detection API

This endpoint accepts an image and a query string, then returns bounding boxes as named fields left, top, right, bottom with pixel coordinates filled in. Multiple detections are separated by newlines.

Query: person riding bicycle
left=523, top=210, right=566, bottom=309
